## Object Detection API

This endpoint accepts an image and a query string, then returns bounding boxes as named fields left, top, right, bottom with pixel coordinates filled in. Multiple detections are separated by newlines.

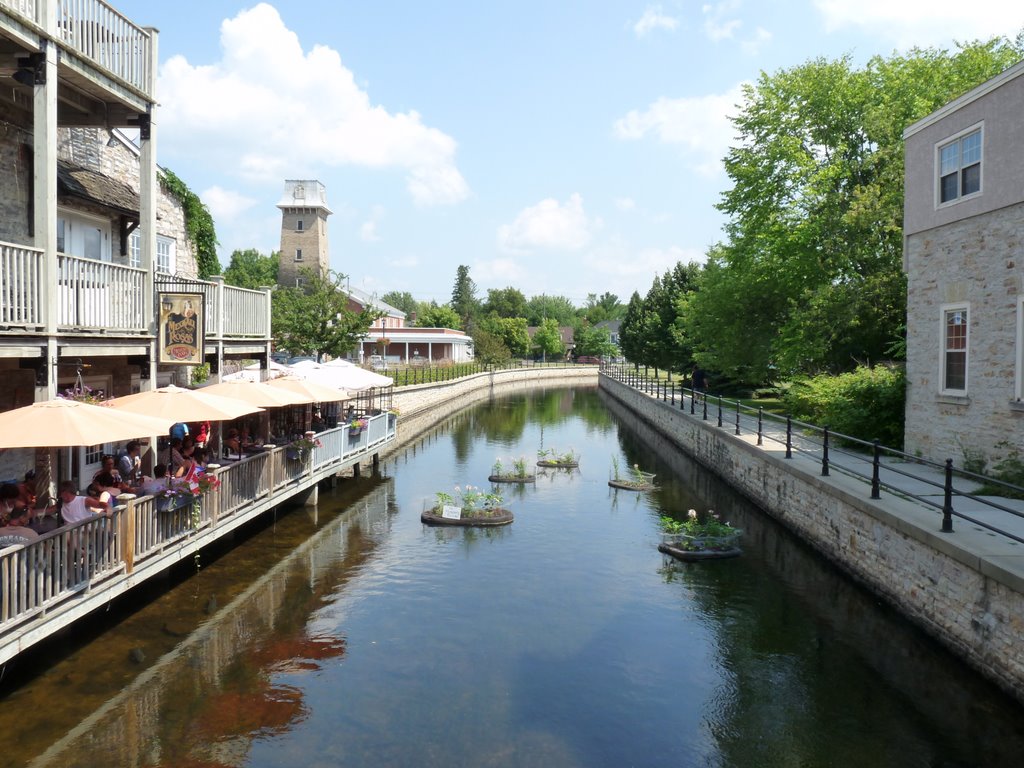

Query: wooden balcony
left=1, top=0, right=155, bottom=109
left=0, top=413, right=397, bottom=665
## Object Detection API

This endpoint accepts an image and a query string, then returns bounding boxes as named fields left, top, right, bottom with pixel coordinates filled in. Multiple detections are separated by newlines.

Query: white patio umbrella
left=292, top=359, right=393, bottom=391
left=222, top=359, right=289, bottom=382
left=106, top=385, right=263, bottom=422
left=0, top=399, right=175, bottom=449
left=264, top=376, right=349, bottom=403
left=199, top=380, right=311, bottom=408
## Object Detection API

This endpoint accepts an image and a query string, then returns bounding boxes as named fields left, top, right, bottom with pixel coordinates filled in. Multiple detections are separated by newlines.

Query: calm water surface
left=2, top=387, right=1023, bottom=767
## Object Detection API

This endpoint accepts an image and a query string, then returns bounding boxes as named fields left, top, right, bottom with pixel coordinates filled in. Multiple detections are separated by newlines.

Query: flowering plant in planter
left=348, top=417, right=368, bottom=432
left=537, top=447, right=579, bottom=467
left=659, top=509, right=740, bottom=552
left=289, top=435, right=323, bottom=452
left=490, top=455, right=534, bottom=483
left=58, top=384, right=107, bottom=405
left=434, top=485, right=504, bottom=518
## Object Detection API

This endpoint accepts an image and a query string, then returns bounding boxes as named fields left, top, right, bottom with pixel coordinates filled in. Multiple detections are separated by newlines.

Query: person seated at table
left=0, top=483, right=25, bottom=520
left=138, top=464, right=173, bottom=497
left=169, top=437, right=186, bottom=476
left=17, top=470, right=37, bottom=510
left=224, top=428, right=242, bottom=458
left=175, top=442, right=200, bottom=480
left=91, top=472, right=124, bottom=512
left=58, top=481, right=110, bottom=525
left=193, top=446, right=211, bottom=469
left=0, top=505, right=39, bottom=548
left=116, top=441, right=143, bottom=485
left=93, top=455, right=130, bottom=491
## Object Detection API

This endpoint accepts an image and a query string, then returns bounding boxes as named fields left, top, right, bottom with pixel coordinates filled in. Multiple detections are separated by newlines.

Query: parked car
left=576, top=356, right=601, bottom=365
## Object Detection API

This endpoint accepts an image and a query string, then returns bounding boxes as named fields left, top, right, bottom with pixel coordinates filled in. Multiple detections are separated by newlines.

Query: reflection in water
left=3, top=387, right=1022, bottom=768
left=22, top=484, right=393, bottom=768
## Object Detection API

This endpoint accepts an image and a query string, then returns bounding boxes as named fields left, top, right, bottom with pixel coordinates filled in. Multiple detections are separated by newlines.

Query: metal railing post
left=734, top=400, right=741, bottom=435
left=871, top=440, right=881, bottom=499
left=670, top=382, right=675, bottom=406
left=942, top=458, right=955, bottom=533
left=690, top=388, right=695, bottom=415
left=717, top=396, right=723, bottom=428
left=702, top=395, right=708, bottom=421
left=821, top=426, right=830, bottom=476
left=757, top=407, right=763, bottom=446
left=785, top=416, right=792, bottom=458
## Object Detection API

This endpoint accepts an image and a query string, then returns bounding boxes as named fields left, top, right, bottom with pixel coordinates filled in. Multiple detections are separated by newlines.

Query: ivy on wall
left=159, top=168, right=220, bottom=279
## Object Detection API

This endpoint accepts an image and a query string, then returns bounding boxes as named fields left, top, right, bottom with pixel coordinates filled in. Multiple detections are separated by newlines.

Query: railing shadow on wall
left=604, top=365, right=1024, bottom=545
left=0, top=413, right=395, bottom=641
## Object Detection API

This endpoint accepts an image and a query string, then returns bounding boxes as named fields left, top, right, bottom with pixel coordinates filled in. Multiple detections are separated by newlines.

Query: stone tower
left=277, top=180, right=332, bottom=288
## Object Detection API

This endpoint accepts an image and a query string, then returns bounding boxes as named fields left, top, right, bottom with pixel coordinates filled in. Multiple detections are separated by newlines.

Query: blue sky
left=111, top=1, right=1024, bottom=306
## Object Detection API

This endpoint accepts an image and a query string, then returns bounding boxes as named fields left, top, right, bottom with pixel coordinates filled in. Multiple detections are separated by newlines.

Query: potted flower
left=489, top=455, right=535, bottom=483
left=287, top=435, right=322, bottom=460
left=348, top=417, right=368, bottom=437
left=658, top=509, right=742, bottom=560
left=153, top=478, right=193, bottom=513
left=421, top=485, right=513, bottom=526
left=536, top=447, right=579, bottom=468
left=608, top=457, right=656, bottom=491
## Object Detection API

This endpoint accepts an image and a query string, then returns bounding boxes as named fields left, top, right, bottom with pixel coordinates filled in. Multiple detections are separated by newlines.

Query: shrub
left=783, top=365, right=905, bottom=447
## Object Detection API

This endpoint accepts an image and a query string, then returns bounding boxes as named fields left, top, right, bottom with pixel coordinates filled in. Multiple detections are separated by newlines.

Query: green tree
left=685, top=39, right=1023, bottom=384
left=483, top=287, right=528, bottom=319
left=451, top=265, right=480, bottom=328
left=470, top=327, right=511, bottom=366
left=572, top=322, right=617, bottom=358
left=478, top=314, right=531, bottom=357
left=619, top=291, right=646, bottom=366
left=526, top=294, right=577, bottom=326
left=581, top=292, right=623, bottom=324
left=532, top=317, right=565, bottom=360
left=158, top=168, right=220, bottom=279
left=272, top=268, right=380, bottom=359
left=415, top=302, right=462, bottom=329
left=223, top=249, right=279, bottom=289
left=381, top=291, right=418, bottom=318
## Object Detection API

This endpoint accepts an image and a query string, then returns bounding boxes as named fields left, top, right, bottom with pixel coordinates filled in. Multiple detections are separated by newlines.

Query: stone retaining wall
left=600, top=374, right=1024, bottom=704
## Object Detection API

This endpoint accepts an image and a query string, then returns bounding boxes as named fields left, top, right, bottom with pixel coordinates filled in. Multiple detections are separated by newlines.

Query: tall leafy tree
left=619, top=292, right=646, bottom=367
left=272, top=268, right=380, bottom=359
left=451, top=265, right=480, bottom=328
left=415, top=302, right=462, bottom=329
left=525, top=294, right=577, bottom=326
left=470, top=327, right=512, bottom=365
left=572, top=322, right=617, bottom=358
left=223, top=249, right=279, bottom=289
left=581, top=292, right=624, bottom=324
left=478, top=314, right=531, bottom=357
left=532, top=317, right=565, bottom=360
left=380, top=291, right=418, bottom=318
left=684, top=39, right=1023, bottom=384
left=483, top=287, right=528, bottom=319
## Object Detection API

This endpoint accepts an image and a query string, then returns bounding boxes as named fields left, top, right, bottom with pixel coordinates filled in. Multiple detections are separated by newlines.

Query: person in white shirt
left=58, top=481, right=109, bottom=525
left=0, top=506, right=40, bottom=548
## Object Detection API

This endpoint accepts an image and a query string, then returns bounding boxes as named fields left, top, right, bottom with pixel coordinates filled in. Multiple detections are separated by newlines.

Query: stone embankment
left=598, top=374, right=1024, bottom=705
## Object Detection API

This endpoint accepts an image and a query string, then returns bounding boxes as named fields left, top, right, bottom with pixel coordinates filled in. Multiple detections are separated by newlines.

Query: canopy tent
left=264, top=377, right=350, bottom=403
left=0, top=399, right=175, bottom=449
left=222, top=360, right=289, bottom=383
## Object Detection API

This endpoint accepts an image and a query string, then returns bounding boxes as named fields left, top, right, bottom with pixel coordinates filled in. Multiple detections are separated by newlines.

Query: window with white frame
left=942, top=305, right=969, bottom=393
left=128, top=232, right=176, bottom=273
left=295, top=248, right=303, bottom=261
left=296, top=219, right=304, bottom=232
left=56, top=210, right=110, bottom=261
left=938, top=127, right=982, bottom=204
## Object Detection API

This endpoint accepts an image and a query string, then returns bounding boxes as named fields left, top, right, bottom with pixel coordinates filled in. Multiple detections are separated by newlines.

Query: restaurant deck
left=0, top=412, right=396, bottom=665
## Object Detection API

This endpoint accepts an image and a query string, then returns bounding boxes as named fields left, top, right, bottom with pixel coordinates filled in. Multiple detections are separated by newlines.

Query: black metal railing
left=603, top=365, right=1024, bottom=545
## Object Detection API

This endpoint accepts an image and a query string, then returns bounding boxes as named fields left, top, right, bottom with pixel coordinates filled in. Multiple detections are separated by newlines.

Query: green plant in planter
left=512, top=456, right=529, bottom=478
left=492, top=457, right=504, bottom=476
left=435, top=485, right=504, bottom=518
left=660, top=509, right=740, bottom=551
left=537, top=447, right=579, bottom=465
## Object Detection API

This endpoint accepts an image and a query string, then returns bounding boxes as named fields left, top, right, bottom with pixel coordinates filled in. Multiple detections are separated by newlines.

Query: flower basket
left=286, top=447, right=303, bottom=461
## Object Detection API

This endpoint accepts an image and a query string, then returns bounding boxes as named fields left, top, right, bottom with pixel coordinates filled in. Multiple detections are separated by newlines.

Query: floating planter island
left=490, top=457, right=535, bottom=483
left=658, top=511, right=742, bottom=561
left=421, top=507, right=514, bottom=527
left=488, top=473, right=535, bottom=484
left=536, top=448, right=580, bottom=469
left=608, top=466, right=656, bottom=491
left=423, top=487, right=513, bottom=526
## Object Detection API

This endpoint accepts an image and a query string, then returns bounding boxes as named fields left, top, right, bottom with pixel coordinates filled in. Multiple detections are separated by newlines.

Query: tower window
left=295, top=249, right=303, bottom=262
left=296, top=219, right=304, bottom=232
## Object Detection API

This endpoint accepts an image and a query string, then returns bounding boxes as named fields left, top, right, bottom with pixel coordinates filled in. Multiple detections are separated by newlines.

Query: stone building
left=903, top=59, right=1024, bottom=467
left=277, top=179, right=331, bottom=288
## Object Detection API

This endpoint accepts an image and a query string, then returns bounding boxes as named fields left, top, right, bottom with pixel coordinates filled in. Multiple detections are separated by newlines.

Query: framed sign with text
left=157, top=292, right=205, bottom=365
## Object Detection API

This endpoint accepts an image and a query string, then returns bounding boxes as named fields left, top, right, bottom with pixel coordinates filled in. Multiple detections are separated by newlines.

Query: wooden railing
left=155, top=276, right=271, bottom=340
left=0, top=413, right=396, bottom=648
left=1, top=0, right=154, bottom=95
left=58, top=253, right=146, bottom=331
left=0, top=241, right=44, bottom=329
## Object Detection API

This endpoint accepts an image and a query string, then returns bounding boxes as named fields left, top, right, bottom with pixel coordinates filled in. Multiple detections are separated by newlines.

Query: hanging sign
left=157, top=292, right=205, bottom=365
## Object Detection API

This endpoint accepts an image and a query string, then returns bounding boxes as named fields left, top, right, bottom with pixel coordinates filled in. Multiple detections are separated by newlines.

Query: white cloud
left=633, top=5, right=679, bottom=37
left=200, top=185, right=258, bottom=221
left=497, top=193, right=597, bottom=253
left=702, top=1, right=742, bottom=41
left=614, top=197, right=636, bottom=211
left=812, top=0, right=1024, bottom=46
left=473, top=257, right=526, bottom=284
left=360, top=205, right=385, bottom=242
left=741, top=26, right=772, bottom=55
left=388, top=254, right=419, bottom=269
left=612, top=83, right=745, bottom=177
left=157, top=3, right=468, bottom=206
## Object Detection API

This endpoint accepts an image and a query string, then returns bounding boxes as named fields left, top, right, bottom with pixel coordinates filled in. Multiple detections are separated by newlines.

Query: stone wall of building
left=600, top=374, right=1024, bottom=704
left=0, top=124, right=34, bottom=243
left=904, top=200, right=1024, bottom=467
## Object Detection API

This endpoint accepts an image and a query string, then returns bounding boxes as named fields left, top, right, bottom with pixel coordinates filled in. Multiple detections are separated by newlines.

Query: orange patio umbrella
left=106, top=385, right=263, bottom=422
left=0, top=399, right=175, bottom=448
left=264, top=377, right=349, bottom=404
left=199, top=380, right=311, bottom=408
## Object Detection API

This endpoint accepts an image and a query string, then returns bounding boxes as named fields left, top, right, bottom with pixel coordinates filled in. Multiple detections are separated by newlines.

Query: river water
left=2, top=386, right=1022, bottom=767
